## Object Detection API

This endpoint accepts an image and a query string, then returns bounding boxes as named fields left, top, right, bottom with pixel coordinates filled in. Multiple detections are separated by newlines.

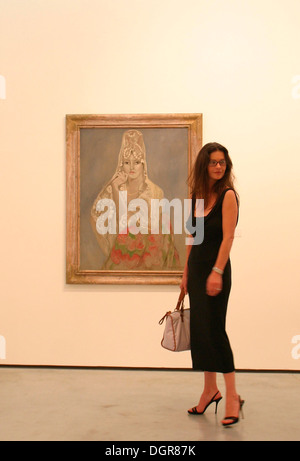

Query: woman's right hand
left=180, top=267, right=188, bottom=295
left=111, top=171, right=128, bottom=189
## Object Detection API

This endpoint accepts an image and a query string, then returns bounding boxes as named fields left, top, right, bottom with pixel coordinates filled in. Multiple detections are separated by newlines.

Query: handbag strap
left=175, top=287, right=185, bottom=311
left=158, top=288, right=186, bottom=325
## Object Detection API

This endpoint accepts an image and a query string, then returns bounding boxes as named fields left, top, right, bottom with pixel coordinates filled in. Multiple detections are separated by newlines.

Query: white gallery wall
left=0, top=0, right=299, bottom=370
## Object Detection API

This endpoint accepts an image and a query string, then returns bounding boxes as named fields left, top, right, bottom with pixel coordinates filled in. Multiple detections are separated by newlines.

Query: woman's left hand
left=206, top=271, right=223, bottom=296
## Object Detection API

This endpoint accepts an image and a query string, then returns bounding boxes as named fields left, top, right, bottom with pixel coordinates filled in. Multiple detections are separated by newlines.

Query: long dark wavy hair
left=188, top=142, right=238, bottom=205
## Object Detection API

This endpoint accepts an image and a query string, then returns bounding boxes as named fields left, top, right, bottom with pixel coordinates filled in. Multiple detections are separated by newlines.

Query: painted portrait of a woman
left=90, top=130, right=180, bottom=270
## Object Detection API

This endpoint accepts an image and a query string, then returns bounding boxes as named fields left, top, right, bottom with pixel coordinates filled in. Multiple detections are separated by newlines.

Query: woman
left=181, top=142, right=244, bottom=427
left=91, top=129, right=180, bottom=270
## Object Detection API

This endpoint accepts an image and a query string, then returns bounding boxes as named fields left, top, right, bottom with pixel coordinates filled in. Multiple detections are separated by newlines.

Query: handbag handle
left=175, top=287, right=185, bottom=311
left=158, top=288, right=186, bottom=325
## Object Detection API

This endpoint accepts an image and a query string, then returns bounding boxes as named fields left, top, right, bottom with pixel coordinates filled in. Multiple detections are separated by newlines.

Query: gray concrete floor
left=0, top=367, right=299, bottom=441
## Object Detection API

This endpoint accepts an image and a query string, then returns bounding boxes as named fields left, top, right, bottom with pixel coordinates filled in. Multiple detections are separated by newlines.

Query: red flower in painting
left=117, top=233, right=128, bottom=245
left=110, top=248, right=123, bottom=265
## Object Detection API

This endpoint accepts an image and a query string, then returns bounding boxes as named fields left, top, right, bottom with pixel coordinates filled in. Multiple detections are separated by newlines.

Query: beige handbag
left=159, top=288, right=190, bottom=352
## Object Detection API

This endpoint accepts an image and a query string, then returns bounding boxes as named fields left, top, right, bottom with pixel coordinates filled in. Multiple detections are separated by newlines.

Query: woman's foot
left=188, top=390, right=222, bottom=415
left=221, top=394, right=244, bottom=426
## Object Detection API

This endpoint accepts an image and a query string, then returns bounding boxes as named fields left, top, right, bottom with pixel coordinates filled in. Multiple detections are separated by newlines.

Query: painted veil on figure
left=90, top=129, right=180, bottom=270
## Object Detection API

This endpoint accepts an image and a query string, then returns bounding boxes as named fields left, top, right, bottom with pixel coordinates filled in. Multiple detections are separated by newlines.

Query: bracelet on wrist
left=212, top=266, right=224, bottom=275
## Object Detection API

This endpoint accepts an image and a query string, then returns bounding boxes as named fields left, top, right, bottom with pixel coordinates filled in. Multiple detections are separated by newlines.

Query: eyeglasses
left=208, top=160, right=226, bottom=167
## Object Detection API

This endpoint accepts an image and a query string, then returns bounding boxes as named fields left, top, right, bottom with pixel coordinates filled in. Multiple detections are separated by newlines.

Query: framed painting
left=66, top=113, right=202, bottom=284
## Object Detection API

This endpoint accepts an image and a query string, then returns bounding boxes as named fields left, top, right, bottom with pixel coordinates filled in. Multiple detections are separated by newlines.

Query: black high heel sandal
left=222, top=395, right=245, bottom=427
left=188, top=391, right=222, bottom=415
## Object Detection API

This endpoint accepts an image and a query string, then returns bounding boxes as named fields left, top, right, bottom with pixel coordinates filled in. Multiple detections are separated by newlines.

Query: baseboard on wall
left=0, top=364, right=299, bottom=373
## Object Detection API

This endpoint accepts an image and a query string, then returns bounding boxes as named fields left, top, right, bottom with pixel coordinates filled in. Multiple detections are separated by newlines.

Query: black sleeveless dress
left=186, top=188, right=238, bottom=373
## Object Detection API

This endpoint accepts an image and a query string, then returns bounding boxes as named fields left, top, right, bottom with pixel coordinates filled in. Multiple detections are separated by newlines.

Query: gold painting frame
left=66, top=113, right=202, bottom=284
